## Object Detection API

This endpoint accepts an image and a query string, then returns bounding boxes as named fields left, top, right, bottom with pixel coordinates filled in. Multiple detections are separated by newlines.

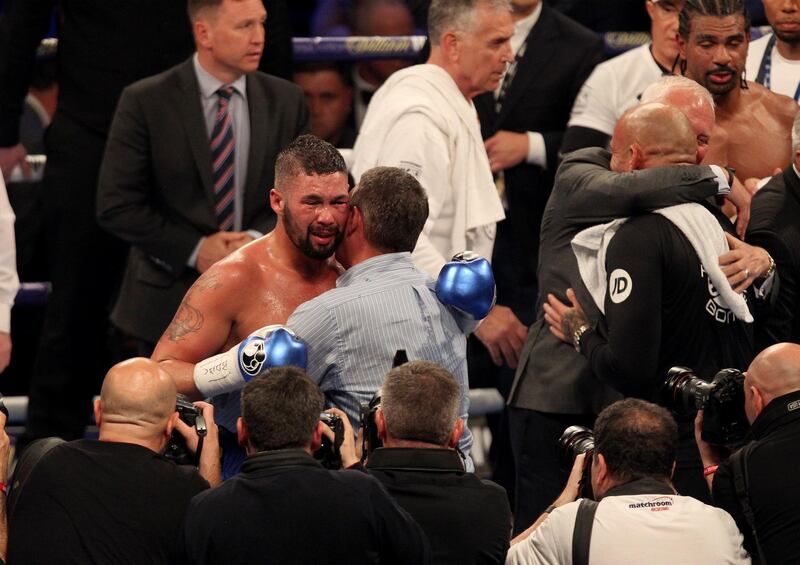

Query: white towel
left=352, top=64, right=505, bottom=261
left=571, top=203, right=752, bottom=322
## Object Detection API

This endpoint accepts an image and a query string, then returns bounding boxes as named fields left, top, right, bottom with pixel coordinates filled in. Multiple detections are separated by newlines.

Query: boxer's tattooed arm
left=194, top=271, right=222, bottom=292
left=166, top=299, right=204, bottom=342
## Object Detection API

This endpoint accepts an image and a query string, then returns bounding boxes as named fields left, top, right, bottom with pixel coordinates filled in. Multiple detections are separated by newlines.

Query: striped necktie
left=211, top=86, right=236, bottom=231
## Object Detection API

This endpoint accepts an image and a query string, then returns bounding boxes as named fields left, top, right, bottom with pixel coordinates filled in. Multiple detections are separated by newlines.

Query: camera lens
left=558, top=425, right=595, bottom=470
left=661, top=367, right=714, bottom=415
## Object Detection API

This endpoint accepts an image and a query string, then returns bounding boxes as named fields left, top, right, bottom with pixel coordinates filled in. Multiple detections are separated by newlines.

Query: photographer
left=508, top=398, right=749, bottom=565
left=335, top=360, right=512, bottom=564
left=696, top=342, right=800, bottom=564
left=8, top=358, right=218, bottom=564
left=178, top=366, right=430, bottom=564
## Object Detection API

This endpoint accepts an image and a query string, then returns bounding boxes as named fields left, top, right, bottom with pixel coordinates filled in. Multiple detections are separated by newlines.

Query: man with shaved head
left=8, top=358, right=217, bottom=565
left=697, top=342, right=800, bottom=563
left=544, top=102, right=754, bottom=503
left=508, top=93, right=742, bottom=529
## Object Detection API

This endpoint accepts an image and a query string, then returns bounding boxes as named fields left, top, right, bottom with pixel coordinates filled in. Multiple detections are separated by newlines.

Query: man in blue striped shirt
left=287, top=166, right=477, bottom=469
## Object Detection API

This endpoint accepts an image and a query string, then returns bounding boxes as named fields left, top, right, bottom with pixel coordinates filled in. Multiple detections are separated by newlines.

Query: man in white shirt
left=562, top=0, right=684, bottom=152
left=746, top=0, right=800, bottom=102
left=508, top=398, right=750, bottom=565
left=352, top=0, right=528, bottom=369
left=0, top=172, right=18, bottom=372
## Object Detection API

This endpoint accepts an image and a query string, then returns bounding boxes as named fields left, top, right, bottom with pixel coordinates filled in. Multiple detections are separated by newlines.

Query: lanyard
left=755, top=33, right=800, bottom=101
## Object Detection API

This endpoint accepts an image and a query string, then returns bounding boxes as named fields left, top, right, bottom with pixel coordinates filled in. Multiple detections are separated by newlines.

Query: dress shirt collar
left=193, top=52, right=247, bottom=101
left=336, top=252, right=417, bottom=288
left=366, top=447, right=466, bottom=473
left=512, top=3, right=542, bottom=51
left=792, top=163, right=800, bottom=180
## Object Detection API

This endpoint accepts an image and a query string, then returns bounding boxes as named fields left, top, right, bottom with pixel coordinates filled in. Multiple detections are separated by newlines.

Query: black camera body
left=314, top=412, right=344, bottom=469
left=661, top=366, right=749, bottom=446
left=164, top=394, right=207, bottom=465
left=558, top=425, right=595, bottom=500
left=359, top=389, right=383, bottom=460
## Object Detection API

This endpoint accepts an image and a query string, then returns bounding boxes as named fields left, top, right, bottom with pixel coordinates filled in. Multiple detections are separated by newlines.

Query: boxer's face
left=452, top=4, right=514, bottom=98
left=679, top=14, right=748, bottom=97
left=280, top=172, right=350, bottom=260
left=196, top=0, right=266, bottom=82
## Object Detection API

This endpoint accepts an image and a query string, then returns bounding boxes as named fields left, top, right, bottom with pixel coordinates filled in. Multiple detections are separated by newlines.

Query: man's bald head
left=610, top=102, right=698, bottom=172
left=98, top=358, right=177, bottom=441
left=746, top=343, right=800, bottom=407
left=641, top=75, right=715, bottom=162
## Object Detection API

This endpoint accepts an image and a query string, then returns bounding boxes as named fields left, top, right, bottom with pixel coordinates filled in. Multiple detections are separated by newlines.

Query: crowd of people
left=0, top=0, right=799, bottom=563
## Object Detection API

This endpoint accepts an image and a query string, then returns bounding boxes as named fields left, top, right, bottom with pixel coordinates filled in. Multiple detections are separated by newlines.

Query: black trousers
left=509, top=406, right=595, bottom=535
left=23, top=113, right=127, bottom=442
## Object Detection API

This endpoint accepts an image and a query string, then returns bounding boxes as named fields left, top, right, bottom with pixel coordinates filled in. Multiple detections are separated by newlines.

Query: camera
left=314, top=412, right=344, bottom=469
left=359, top=389, right=382, bottom=460
left=558, top=425, right=595, bottom=499
left=661, top=366, right=749, bottom=446
left=164, top=394, right=207, bottom=466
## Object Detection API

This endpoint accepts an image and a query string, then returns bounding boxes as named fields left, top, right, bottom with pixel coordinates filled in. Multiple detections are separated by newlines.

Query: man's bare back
left=705, top=82, right=797, bottom=179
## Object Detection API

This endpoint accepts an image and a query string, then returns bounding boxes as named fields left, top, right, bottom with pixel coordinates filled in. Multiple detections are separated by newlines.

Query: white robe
left=352, top=64, right=505, bottom=278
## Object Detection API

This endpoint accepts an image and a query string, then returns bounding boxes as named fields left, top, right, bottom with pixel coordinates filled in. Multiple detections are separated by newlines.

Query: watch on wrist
left=572, top=323, right=591, bottom=352
left=759, top=253, right=776, bottom=281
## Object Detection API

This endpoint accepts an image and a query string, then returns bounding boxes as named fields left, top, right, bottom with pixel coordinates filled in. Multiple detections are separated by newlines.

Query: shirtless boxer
left=152, top=135, right=349, bottom=400
left=677, top=0, right=798, bottom=180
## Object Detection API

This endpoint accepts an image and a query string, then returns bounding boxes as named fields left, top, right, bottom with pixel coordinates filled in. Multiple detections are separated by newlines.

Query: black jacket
left=713, top=389, right=800, bottom=564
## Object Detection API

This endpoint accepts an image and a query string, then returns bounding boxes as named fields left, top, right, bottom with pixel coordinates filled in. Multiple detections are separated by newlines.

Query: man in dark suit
left=471, top=0, right=604, bottom=502
left=0, top=0, right=292, bottom=447
left=746, top=113, right=800, bottom=349
left=97, top=0, right=308, bottom=349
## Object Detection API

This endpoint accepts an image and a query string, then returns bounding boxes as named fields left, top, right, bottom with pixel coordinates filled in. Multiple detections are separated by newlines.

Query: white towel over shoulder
left=571, top=203, right=752, bottom=323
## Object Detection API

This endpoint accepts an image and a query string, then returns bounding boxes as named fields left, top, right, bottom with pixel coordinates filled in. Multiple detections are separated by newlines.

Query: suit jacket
left=747, top=165, right=800, bottom=348
left=474, top=6, right=604, bottom=325
left=509, top=148, right=721, bottom=414
left=97, top=58, right=309, bottom=343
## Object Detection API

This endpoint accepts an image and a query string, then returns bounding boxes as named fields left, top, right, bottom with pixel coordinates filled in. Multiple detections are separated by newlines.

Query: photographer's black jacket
left=713, top=389, right=800, bottom=564
left=178, top=449, right=430, bottom=565
left=366, top=448, right=512, bottom=565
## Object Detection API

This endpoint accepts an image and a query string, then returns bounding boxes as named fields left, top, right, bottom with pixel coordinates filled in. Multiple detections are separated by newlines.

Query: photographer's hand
left=175, top=401, right=221, bottom=487
left=324, top=408, right=360, bottom=469
left=694, top=410, right=723, bottom=491
left=511, top=453, right=587, bottom=546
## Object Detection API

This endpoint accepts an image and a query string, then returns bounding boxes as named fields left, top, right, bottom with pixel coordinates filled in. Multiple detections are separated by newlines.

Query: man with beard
left=286, top=167, right=478, bottom=467
left=746, top=0, right=800, bottom=101
left=677, top=0, right=797, bottom=180
left=152, top=135, right=349, bottom=475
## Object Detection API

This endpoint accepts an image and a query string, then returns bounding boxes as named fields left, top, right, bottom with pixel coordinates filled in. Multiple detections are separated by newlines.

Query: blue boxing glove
left=436, top=251, right=496, bottom=320
left=193, top=325, right=308, bottom=398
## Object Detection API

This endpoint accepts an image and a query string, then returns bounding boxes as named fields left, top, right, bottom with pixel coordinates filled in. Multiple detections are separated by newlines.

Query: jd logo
left=609, top=269, right=632, bottom=303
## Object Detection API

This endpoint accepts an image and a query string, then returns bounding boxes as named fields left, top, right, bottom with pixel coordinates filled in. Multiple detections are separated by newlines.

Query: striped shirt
left=287, top=252, right=474, bottom=469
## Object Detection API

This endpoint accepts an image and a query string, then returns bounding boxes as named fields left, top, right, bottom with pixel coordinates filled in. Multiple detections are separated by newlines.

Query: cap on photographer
left=8, top=357, right=218, bottom=565
left=177, top=366, right=430, bottom=565
left=334, top=360, right=512, bottom=564
left=697, top=342, right=800, bottom=564
left=508, top=398, right=749, bottom=565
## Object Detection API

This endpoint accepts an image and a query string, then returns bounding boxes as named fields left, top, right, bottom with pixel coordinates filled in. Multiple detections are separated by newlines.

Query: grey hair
left=641, top=75, right=715, bottom=111
left=793, top=112, right=800, bottom=153
left=427, top=0, right=512, bottom=45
